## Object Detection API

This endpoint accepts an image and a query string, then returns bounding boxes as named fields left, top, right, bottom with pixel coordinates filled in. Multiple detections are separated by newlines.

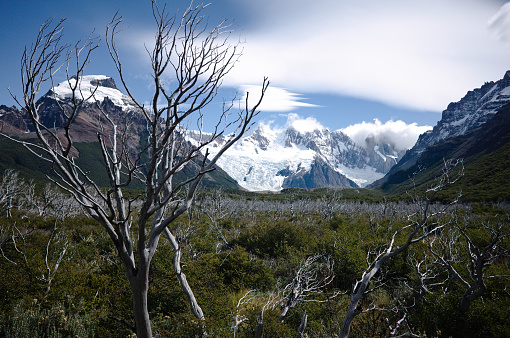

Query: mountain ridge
left=4, top=72, right=506, bottom=195
left=372, top=70, right=510, bottom=188
left=377, top=102, right=510, bottom=201
left=196, top=121, right=408, bottom=191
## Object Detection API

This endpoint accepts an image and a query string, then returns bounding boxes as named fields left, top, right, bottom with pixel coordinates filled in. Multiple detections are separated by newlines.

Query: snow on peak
left=51, top=75, right=135, bottom=111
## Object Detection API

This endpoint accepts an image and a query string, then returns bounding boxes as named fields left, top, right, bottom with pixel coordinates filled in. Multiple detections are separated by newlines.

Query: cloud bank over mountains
left=102, top=0, right=510, bottom=130
left=341, top=119, right=432, bottom=151
left=262, top=113, right=430, bottom=152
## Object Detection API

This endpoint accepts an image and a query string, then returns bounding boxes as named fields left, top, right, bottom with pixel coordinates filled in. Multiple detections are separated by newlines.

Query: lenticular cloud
left=340, top=119, right=432, bottom=151
left=239, top=86, right=319, bottom=112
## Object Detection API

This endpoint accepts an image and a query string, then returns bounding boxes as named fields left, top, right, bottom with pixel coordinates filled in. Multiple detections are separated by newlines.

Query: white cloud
left=340, top=119, right=432, bottom=151
left=257, top=113, right=325, bottom=134
left=240, top=85, right=319, bottom=112
left=286, top=113, right=324, bottom=133
left=225, top=0, right=510, bottom=112
left=240, top=85, right=317, bottom=112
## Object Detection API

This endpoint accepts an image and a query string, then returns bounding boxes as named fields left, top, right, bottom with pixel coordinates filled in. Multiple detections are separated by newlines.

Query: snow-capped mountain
left=0, top=75, right=240, bottom=189
left=194, top=121, right=408, bottom=191
left=2, top=76, right=146, bottom=144
left=0, top=75, right=141, bottom=136
left=387, top=70, right=510, bottom=174
left=50, top=75, right=138, bottom=112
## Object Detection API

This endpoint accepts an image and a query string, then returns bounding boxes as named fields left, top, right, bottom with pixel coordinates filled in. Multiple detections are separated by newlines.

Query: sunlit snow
left=211, top=135, right=316, bottom=191
left=203, top=123, right=387, bottom=191
left=51, top=75, right=135, bottom=111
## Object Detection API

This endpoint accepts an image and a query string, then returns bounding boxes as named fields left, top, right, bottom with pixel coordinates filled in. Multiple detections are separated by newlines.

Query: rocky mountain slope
left=0, top=75, right=429, bottom=192
left=373, top=71, right=510, bottom=200
left=379, top=70, right=510, bottom=181
left=378, top=102, right=510, bottom=201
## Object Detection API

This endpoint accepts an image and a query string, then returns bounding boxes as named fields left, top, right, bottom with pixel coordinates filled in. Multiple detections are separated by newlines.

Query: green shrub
left=0, top=300, right=95, bottom=338
left=236, top=220, right=317, bottom=259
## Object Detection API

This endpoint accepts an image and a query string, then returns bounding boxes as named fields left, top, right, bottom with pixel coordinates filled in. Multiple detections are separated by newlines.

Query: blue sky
left=2, top=0, right=510, bottom=136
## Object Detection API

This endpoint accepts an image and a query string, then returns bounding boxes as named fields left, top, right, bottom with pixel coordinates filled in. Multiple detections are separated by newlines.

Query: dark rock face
left=33, top=95, right=68, bottom=130
left=248, top=128, right=271, bottom=150
left=0, top=105, right=29, bottom=133
left=284, top=127, right=405, bottom=176
left=281, top=157, right=358, bottom=189
left=90, top=77, right=117, bottom=89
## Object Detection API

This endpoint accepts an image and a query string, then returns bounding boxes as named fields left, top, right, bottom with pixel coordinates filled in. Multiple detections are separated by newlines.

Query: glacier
left=195, top=120, right=409, bottom=191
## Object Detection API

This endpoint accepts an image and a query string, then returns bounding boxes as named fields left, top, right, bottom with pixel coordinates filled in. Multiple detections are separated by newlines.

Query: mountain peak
left=201, top=119, right=408, bottom=191
left=50, top=75, right=134, bottom=111
left=90, top=76, right=117, bottom=90
left=67, top=75, right=117, bottom=89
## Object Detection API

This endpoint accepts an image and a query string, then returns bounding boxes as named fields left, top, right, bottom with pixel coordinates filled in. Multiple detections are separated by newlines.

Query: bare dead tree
left=231, top=289, right=256, bottom=338
left=278, top=254, right=337, bottom=320
left=385, top=310, right=420, bottom=338
left=0, top=169, right=24, bottom=217
left=318, top=191, right=342, bottom=220
left=253, top=291, right=280, bottom=338
left=0, top=223, right=32, bottom=266
left=23, top=182, right=82, bottom=217
left=0, top=218, right=70, bottom=297
left=254, top=309, right=264, bottom=338
left=339, top=159, right=463, bottom=338
left=6, top=1, right=268, bottom=337
left=40, top=217, right=71, bottom=296
left=203, top=188, right=237, bottom=250
left=405, top=252, right=446, bottom=304
left=0, top=172, right=77, bottom=297
left=426, top=215, right=510, bottom=313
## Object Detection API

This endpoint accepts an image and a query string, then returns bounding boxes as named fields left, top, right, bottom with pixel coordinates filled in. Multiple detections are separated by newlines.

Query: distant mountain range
left=190, top=123, right=407, bottom=191
left=0, top=75, right=412, bottom=191
left=1, top=72, right=510, bottom=199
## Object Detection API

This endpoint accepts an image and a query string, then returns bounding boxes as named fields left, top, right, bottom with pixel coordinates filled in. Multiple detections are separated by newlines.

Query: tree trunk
left=164, top=228, right=205, bottom=320
left=296, top=311, right=307, bottom=338
left=130, top=264, right=152, bottom=338
left=254, top=309, right=264, bottom=338
left=339, top=301, right=361, bottom=338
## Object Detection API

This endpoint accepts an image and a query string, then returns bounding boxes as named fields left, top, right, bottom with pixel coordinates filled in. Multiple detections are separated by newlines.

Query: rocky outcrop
left=281, top=156, right=358, bottom=189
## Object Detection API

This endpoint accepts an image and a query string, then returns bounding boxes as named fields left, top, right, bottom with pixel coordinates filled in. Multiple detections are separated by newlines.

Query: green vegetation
left=0, top=131, right=509, bottom=336
left=0, top=180, right=508, bottom=337
left=0, top=138, right=55, bottom=182
left=0, top=137, right=239, bottom=191
left=454, top=141, right=510, bottom=201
